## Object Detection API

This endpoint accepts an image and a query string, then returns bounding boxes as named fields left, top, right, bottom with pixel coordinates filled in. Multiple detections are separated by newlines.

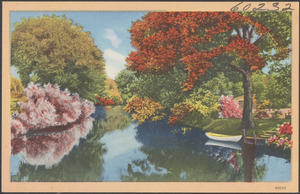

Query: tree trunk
left=242, top=72, right=255, bottom=130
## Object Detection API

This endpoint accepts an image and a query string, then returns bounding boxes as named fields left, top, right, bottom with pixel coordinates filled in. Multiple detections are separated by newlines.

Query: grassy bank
left=202, top=118, right=291, bottom=137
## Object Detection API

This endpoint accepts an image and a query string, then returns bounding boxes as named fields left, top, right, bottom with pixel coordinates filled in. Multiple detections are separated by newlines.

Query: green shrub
left=180, top=89, right=219, bottom=128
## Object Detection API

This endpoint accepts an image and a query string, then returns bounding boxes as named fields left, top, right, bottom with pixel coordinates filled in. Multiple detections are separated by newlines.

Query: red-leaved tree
left=11, top=83, right=95, bottom=167
left=126, top=12, right=291, bottom=130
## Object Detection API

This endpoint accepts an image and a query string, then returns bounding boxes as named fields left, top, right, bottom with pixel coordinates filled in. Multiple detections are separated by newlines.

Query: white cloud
left=104, top=28, right=122, bottom=48
left=104, top=49, right=126, bottom=79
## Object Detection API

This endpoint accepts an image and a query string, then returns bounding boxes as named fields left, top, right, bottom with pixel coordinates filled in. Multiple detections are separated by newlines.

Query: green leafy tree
left=11, top=15, right=106, bottom=102
left=252, top=70, right=268, bottom=104
left=231, top=82, right=244, bottom=97
left=135, top=68, right=189, bottom=110
left=201, top=73, right=233, bottom=96
left=115, top=69, right=138, bottom=103
left=267, top=62, right=291, bottom=108
left=116, top=68, right=189, bottom=109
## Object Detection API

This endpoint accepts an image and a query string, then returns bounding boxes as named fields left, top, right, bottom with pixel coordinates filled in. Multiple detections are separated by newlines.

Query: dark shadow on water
left=255, top=144, right=291, bottom=161
left=135, top=118, right=208, bottom=150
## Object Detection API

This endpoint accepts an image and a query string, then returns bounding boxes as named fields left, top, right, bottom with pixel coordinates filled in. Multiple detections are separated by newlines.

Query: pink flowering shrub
left=11, top=83, right=95, bottom=167
left=218, top=95, right=242, bottom=119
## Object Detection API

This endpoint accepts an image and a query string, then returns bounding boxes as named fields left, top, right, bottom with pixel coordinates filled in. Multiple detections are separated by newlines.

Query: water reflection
left=11, top=116, right=94, bottom=167
left=10, top=106, right=291, bottom=182
left=205, top=140, right=242, bottom=150
left=124, top=120, right=243, bottom=182
left=243, top=143, right=256, bottom=182
left=100, top=123, right=168, bottom=181
left=10, top=120, right=105, bottom=182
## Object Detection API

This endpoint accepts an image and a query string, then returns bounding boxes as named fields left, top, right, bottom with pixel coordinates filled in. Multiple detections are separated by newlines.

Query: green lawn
left=202, top=118, right=291, bottom=137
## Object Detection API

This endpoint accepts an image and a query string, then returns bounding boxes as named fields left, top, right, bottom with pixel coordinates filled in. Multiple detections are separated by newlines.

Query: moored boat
left=205, top=132, right=242, bottom=142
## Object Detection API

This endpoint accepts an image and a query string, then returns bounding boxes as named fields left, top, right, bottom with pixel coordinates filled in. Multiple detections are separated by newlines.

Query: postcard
left=2, top=1, right=299, bottom=193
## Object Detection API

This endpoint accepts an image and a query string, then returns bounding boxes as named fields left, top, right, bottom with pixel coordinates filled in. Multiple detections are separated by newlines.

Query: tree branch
left=253, top=34, right=265, bottom=46
left=235, top=28, right=242, bottom=38
left=227, top=63, right=247, bottom=75
left=242, top=25, right=249, bottom=39
left=219, top=69, right=237, bottom=73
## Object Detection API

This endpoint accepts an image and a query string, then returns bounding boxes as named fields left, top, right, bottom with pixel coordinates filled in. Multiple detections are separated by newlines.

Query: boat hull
left=205, top=132, right=242, bottom=142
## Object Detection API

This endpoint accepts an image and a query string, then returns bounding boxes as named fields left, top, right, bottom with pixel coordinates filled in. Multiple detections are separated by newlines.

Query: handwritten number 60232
left=230, top=2, right=294, bottom=11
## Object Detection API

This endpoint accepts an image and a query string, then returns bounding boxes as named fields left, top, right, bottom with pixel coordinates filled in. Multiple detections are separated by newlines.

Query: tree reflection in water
left=121, top=145, right=244, bottom=181
left=10, top=106, right=133, bottom=182
left=243, top=143, right=256, bottom=182
left=10, top=120, right=106, bottom=182
left=119, top=119, right=268, bottom=182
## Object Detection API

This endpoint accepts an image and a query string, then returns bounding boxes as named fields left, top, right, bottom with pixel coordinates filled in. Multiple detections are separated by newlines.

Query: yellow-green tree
left=10, top=75, right=27, bottom=114
left=105, top=79, right=123, bottom=105
left=11, top=15, right=106, bottom=102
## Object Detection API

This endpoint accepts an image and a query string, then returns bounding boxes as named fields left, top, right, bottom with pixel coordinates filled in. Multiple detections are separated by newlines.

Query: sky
left=10, top=11, right=147, bottom=79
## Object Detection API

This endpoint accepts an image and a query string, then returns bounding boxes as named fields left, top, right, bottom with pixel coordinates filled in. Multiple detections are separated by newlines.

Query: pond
left=10, top=106, right=291, bottom=182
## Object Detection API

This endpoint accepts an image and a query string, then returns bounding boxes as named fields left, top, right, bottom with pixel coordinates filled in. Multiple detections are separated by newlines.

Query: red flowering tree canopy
left=127, top=12, right=291, bottom=91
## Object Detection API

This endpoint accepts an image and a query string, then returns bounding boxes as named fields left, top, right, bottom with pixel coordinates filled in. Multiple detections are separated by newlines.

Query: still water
left=10, top=106, right=291, bottom=182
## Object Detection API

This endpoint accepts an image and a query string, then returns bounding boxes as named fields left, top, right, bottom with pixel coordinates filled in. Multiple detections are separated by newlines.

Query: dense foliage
left=168, top=89, right=219, bottom=127
left=266, top=63, right=291, bottom=108
left=201, top=73, right=234, bottom=96
left=11, top=83, right=95, bottom=166
left=252, top=71, right=268, bottom=105
left=116, top=68, right=189, bottom=109
left=11, top=15, right=106, bottom=102
left=115, top=69, right=138, bottom=103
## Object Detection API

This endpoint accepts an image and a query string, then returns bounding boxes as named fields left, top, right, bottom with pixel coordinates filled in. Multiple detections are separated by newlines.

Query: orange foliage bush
left=168, top=103, right=195, bottom=126
left=124, top=97, right=166, bottom=124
